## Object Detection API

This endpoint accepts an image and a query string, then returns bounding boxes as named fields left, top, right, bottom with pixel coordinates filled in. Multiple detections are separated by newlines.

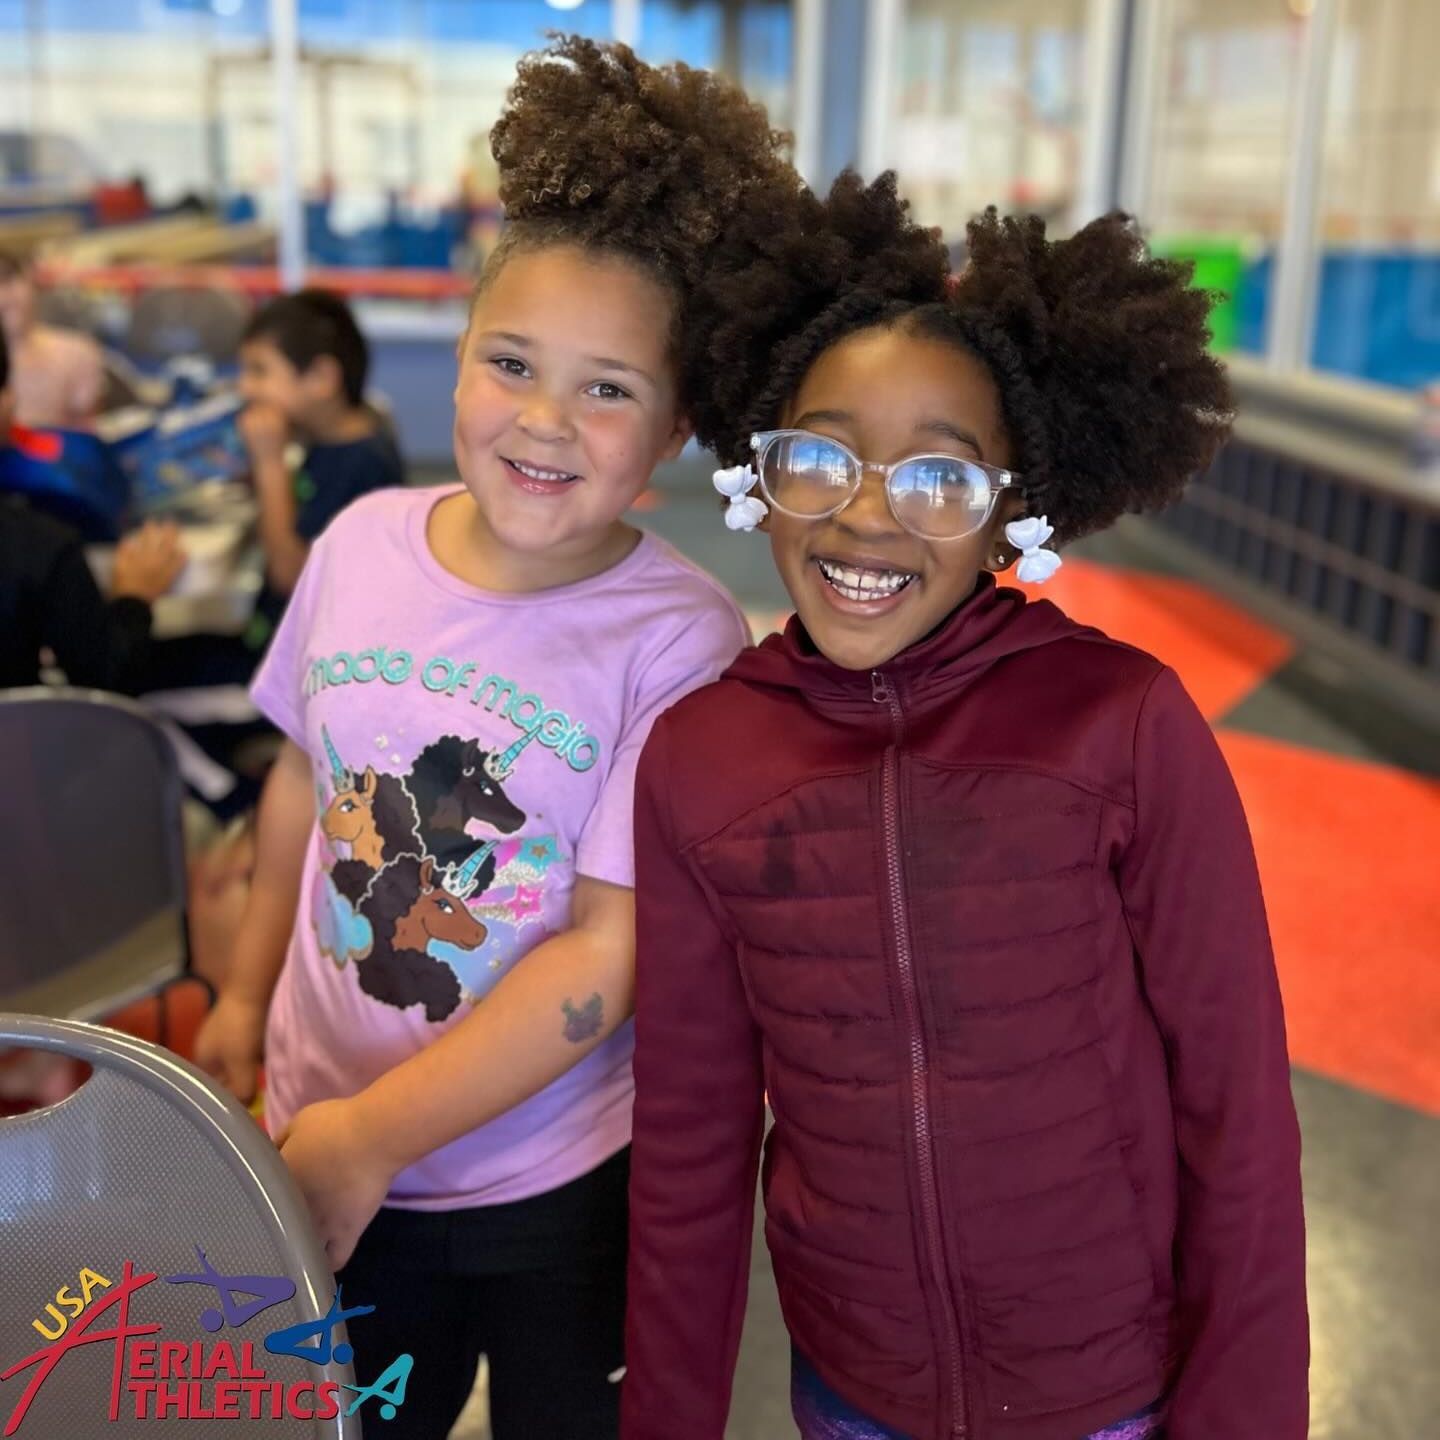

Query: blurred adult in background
left=0, top=253, right=105, bottom=432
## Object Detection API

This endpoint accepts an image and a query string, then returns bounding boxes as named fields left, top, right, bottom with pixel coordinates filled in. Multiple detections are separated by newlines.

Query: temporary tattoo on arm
left=561, top=993, right=605, bottom=1044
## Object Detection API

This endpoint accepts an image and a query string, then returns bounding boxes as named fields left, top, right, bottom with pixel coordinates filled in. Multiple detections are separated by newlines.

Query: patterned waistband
left=790, top=1352, right=1164, bottom=1440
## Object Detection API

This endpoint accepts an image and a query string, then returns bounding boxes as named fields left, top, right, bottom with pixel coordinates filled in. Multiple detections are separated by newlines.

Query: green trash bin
left=1148, top=234, right=1246, bottom=354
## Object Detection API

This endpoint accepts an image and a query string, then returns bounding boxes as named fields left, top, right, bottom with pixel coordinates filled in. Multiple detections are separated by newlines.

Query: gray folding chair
left=0, top=688, right=190, bottom=1019
left=126, top=286, right=250, bottom=367
left=0, top=1014, right=361, bottom=1436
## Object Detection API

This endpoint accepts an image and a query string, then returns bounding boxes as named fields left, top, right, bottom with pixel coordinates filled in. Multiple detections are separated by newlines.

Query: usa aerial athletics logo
left=3, top=1246, right=414, bottom=1432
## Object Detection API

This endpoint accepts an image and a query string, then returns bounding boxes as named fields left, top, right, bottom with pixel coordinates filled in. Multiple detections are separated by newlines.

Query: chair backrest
left=0, top=1014, right=361, bottom=1437
left=34, top=284, right=105, bottom=337
left=0, top=688, right=189, bottom=1018
left=125, top=287, right=249, bottom=367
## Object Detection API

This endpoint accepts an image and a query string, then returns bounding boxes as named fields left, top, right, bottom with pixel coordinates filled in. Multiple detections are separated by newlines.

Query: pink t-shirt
left=251, top=484, right=749, bottom=1209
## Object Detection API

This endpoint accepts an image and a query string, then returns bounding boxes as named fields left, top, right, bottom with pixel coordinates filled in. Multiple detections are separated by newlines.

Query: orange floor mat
left=1015, top=563, right=1439, bottom=1114
left=1220, top=730, right=1440, bottom=1116
left=1014, top=562, right=1294, bottom=719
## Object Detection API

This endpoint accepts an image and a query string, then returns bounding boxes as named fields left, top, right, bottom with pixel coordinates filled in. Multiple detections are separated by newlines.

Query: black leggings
left=336, top=1148, right=629, bottom=1439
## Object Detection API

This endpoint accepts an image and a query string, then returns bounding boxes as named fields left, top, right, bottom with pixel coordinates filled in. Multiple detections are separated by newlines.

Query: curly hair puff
left=681, top=170, right=949, bottom=462
left=684, top=177, right=1234, bottom=544
left=935, top=209, right=1234, bottom=541
left=482, top=33, right=798, bottom=362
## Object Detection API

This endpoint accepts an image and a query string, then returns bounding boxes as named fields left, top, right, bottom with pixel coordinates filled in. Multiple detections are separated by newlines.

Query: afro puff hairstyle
left=682, top=174, right=1235, bottom=544
left=482, top=34, right=798, bottom=362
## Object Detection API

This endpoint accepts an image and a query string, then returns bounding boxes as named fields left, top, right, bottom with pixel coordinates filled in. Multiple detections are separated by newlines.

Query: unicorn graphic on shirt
left=353, top=845, right=496, bottom=1022
left=405, top=730, right=539, bottom=872
left=318, top=725, right=421, bottom=903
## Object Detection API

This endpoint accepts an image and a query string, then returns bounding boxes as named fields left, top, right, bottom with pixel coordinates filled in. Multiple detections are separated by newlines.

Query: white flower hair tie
left=713, top=463, right=768, bottom=532
left=1005, top=515, right=1063, bottom=583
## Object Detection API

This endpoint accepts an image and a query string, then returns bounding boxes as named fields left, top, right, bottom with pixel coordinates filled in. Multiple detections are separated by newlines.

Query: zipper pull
left=871, top=671, right=888, bottom=704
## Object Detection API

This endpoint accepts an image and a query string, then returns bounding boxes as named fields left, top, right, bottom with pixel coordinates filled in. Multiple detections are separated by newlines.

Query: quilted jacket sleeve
left=1118, top=667, right=1309, bottom=1439
left=621, top=713, right=768, bottom=1440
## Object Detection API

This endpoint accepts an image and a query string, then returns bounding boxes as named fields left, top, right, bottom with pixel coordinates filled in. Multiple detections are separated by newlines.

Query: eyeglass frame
left=749, top=429, right=1022, bottom=542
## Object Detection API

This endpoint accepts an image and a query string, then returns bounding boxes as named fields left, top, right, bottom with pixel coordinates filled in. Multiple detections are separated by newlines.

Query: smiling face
left=452, top=244, right=692, bottom=567
left=322, top=768, right=378, bottom=847
left=454, top=741, right=525, bottom=835
left=412, top=885, right=488, bottom=949
left=393, top=859, right=489, bottom=954
left=767, top=322, right=1024, bottom=671
left=322, top=789, right=367, bottom=844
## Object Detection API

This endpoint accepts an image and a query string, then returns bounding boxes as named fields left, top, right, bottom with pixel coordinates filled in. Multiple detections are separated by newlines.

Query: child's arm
left=621, top=719, right=766, bottom=1440
left=240, top=403, right=310, bottom=596
left=193, top=739, right=313, bottom=1102
left=277, top=870, right=639, bottom=1266
left=37, top=520, right=180, bottom=693
left=1118, top=668, right=1308, bottom=1440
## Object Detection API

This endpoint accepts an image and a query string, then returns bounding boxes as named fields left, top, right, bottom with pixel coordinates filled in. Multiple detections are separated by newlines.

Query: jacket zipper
left=873, top=669, right=967, bottom=1440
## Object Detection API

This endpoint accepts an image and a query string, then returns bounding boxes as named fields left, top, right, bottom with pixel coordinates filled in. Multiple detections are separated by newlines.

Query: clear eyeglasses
left=750, top=429, right=1020, bottom=542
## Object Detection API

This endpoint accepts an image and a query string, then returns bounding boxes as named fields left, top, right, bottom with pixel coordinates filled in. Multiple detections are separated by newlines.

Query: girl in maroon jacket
left=622, top=178, right=1308, bottom=1440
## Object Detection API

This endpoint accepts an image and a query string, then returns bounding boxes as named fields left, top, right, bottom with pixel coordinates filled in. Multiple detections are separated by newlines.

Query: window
left=890, top=0, right=1092, bottom=242
left=1311, top=0, right=1440, bottom=388
left=1145, top=0, right=1308, bottom=356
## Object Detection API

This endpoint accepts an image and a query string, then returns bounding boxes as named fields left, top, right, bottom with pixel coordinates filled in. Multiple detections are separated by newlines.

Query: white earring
left=712, top=464, right=768, bottom=532
left=1004, top=515, right=1062, bottom=583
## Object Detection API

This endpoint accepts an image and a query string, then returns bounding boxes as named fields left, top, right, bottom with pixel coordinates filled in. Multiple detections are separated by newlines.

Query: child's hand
left=112, top=520, right=185, bottom=602
left=276, top=1097, right=394, bottom=1271
left=193, top=991, right=266, bottom=1103
left=238, top=402, right=291, bottom=467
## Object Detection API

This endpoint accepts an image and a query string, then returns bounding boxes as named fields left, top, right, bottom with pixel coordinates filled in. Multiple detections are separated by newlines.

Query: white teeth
left=816, top=558, right=916, bottom=603
left=511, top=459, right=577, bottom=482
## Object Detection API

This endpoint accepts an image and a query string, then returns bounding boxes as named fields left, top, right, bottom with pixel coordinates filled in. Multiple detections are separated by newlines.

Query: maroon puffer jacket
left=622, top=576, right=1308, bottom=1440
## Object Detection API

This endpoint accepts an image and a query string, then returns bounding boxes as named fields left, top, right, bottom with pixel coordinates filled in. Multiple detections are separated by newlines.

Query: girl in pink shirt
left=194, top=37, right=788, bottom=1439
